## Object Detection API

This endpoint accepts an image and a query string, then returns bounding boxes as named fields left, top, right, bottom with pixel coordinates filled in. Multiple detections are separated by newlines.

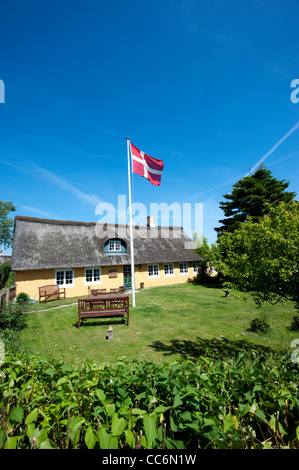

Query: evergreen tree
left=215, top=166, right=296, bottom=236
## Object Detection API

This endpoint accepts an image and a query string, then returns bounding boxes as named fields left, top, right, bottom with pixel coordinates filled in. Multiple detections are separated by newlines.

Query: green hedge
left=0, top=348, right=298, bottom=449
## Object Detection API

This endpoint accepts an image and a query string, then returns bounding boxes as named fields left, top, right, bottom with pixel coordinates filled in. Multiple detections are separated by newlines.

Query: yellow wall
left=14, top=262, right=198, bottom=299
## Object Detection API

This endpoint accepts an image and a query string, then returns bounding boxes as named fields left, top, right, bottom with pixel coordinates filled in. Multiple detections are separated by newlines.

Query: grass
left=20, top=283, right=298, bottom=367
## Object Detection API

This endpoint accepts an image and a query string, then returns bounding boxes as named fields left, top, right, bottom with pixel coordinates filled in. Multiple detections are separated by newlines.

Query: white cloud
left=0, top=158, right=102, bottom=207
left=33, top=165, right=102, bottom=206
left=244, top=121, right=299, bottom=176
left=19, top=205, right=57, bottom=218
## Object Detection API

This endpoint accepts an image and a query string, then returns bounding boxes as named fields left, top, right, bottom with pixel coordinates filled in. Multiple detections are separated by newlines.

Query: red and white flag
left=130, top=142, right=164, bottom=186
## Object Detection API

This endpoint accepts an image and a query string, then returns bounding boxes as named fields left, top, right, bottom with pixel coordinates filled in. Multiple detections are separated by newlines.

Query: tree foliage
left=217, top=201, right=299, bottom=311
left=193, top=234, right=219, bottom=275
left=0, top=263, right=11, bottom=290
left=0, top=200, right=16, bottom=249
left=215, top=166, right=296, bottom=236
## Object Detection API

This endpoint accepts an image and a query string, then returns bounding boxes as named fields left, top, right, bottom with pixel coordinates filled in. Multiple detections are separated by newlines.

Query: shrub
left=289, top=315, right=299, bottom=332
left=0, top=349, right=299, bottom=449
left=0, top=328, right=23, bottom=351
left=0, top=302, right=28, bottom=331
left=190, top=273, right=222, bottom=286
left=16, top=292, right=30, bottom=306
left=0, top=263, right=11, bottom=290
left=248, top=317, right=269, bottom=333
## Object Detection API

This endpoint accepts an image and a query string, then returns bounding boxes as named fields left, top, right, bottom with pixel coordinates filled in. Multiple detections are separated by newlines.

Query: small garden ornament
left=107, top=326, right=114, bottom=340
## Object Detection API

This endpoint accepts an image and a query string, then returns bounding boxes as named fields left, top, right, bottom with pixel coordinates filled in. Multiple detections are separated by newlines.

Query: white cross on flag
left=130, top=142, right=164, bottom=186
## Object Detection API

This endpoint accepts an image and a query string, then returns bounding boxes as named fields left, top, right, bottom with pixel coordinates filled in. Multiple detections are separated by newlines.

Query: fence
left=0, top=285, right=17, bottom=311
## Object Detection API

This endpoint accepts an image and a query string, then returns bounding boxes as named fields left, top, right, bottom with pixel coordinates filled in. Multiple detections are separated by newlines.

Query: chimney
left=147, top=216, right=156, bottom=227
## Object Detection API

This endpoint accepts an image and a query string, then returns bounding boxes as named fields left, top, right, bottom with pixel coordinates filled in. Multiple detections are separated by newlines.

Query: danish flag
left=130, top=142, right=164, bottom=186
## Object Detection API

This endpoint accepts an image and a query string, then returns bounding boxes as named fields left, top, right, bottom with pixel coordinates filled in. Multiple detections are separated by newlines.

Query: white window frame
left=55, top=269, right=74, bottom=287
left=193, top=262, right=199, bottom=274
left=108, top=240, right=121, bottom=252
left=179, top=263, right=189, bottom=275
left=164, top=263, right=174, bottom=277
left=148, top=264, right=160, bottom=278
left=84, top=267, right=101, bottom=285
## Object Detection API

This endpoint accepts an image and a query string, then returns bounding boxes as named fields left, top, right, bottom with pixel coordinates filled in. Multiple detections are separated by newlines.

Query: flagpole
left=126, top=137, right=136, bottom=307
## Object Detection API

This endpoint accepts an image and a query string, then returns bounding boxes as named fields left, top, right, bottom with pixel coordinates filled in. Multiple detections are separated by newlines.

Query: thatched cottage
left=11, top=215, right=202, bottom=299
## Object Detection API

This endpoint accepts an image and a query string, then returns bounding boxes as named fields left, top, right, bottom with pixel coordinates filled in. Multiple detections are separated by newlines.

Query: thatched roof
left=11, top=216, right=202, bottom=271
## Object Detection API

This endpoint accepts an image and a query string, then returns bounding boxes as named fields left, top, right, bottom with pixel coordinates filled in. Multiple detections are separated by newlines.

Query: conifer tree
left=215, top=166, right=296, bottom=236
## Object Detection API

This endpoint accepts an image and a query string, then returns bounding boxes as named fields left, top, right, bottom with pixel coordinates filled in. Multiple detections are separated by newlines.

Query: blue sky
left=1, top=0, right=299, bottom=254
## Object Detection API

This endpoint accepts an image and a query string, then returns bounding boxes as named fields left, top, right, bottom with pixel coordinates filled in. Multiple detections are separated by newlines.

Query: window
left=209, top=265, right=216, bottom=274
left=179, top=263, right=189, bottom=275
left=108, top=240, right=121, bottom=252
left=55, top=269, right=74, bottom=286
left=105, top=239, right=126, bottom=254
left=164, top=263, right=174, bottom=276
left=85, top=267, right=101, bottom=284
left=148, top=264, right=159, bottom=277
left=193, top=262, right=199, bottom=274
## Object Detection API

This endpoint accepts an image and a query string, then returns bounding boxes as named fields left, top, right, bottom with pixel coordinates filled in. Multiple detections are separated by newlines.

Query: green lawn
left=20, top=283, right=298, bottom=367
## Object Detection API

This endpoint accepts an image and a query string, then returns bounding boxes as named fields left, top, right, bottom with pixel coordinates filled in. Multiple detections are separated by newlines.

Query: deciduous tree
left=193, top=234, right=219, bottom=276
left=0, top=201, right=16, bottom=250
left=217, top=201, right=299, bottom=312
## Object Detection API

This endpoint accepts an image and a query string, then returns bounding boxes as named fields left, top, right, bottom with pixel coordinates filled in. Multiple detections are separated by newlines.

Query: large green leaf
left=25, top=408, right=39, bottom=425
left=124, top=429, right=135, bottom=448
left=111, top=413, right=127, bottom=436
left=44, top=367, right=55, bottom=377
left=95, top=389, right=106, bottom=402
left=84, top=426, right=97, bottom=449
left=10, top=406, right=24, bottom=424
left=40, top=437, right=59, bottom=449
left=132, top=408, right=146, bottom=415
left=143, top=413, right=158, bottom=449
left=97, top=427, right=118, bottom=449
left=223, top=413, right=238, bottom=433
left=69, top=417, right=85, bottom=442
left=29, top=426, right=41, bottom=447
left=56, top=376, right=70, bottom=386
left=103, top=399, right=116, bottom=417
left=4, top=436, right=18, bottom=449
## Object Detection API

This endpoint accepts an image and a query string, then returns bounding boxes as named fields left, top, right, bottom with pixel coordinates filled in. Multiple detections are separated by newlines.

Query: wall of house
left=14, top=262, right=198, bottom=299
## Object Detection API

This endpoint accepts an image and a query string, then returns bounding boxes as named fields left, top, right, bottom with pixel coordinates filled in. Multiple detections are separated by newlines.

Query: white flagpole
left=126, top=137, right=136, bottom=307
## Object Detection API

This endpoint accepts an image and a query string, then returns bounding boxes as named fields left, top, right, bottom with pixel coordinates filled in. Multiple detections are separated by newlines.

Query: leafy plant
left=248, top=318, right=269, bottom=333
left=0, top=263, right=11, bottom=290
left=15, top=293, right=34, bottom=311
left=289, top=315, right=299, bottom=332
left=0, top=302, right=28, bottom=331
left=0, top=348, right=298, bottom=449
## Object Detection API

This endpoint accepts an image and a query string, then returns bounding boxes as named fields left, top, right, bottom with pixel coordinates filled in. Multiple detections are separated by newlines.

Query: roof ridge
left=14, top=215, right=184, bottom=230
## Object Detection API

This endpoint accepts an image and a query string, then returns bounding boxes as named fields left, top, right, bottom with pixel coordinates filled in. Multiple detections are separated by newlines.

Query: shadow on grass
left=74, top=318, right=128, bottom=329
left=188, top=274, right=224, bottom=289
left=149, top=336, right=274, bottom=362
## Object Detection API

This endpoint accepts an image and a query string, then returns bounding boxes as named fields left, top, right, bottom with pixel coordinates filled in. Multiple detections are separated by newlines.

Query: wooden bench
left=78, top=294, right=129, bottom=329
left=90, top=288, right=124, bottom=295
left=39, top=284, right=66, bottom=303
left=90, top=288, right=107, bottom=295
